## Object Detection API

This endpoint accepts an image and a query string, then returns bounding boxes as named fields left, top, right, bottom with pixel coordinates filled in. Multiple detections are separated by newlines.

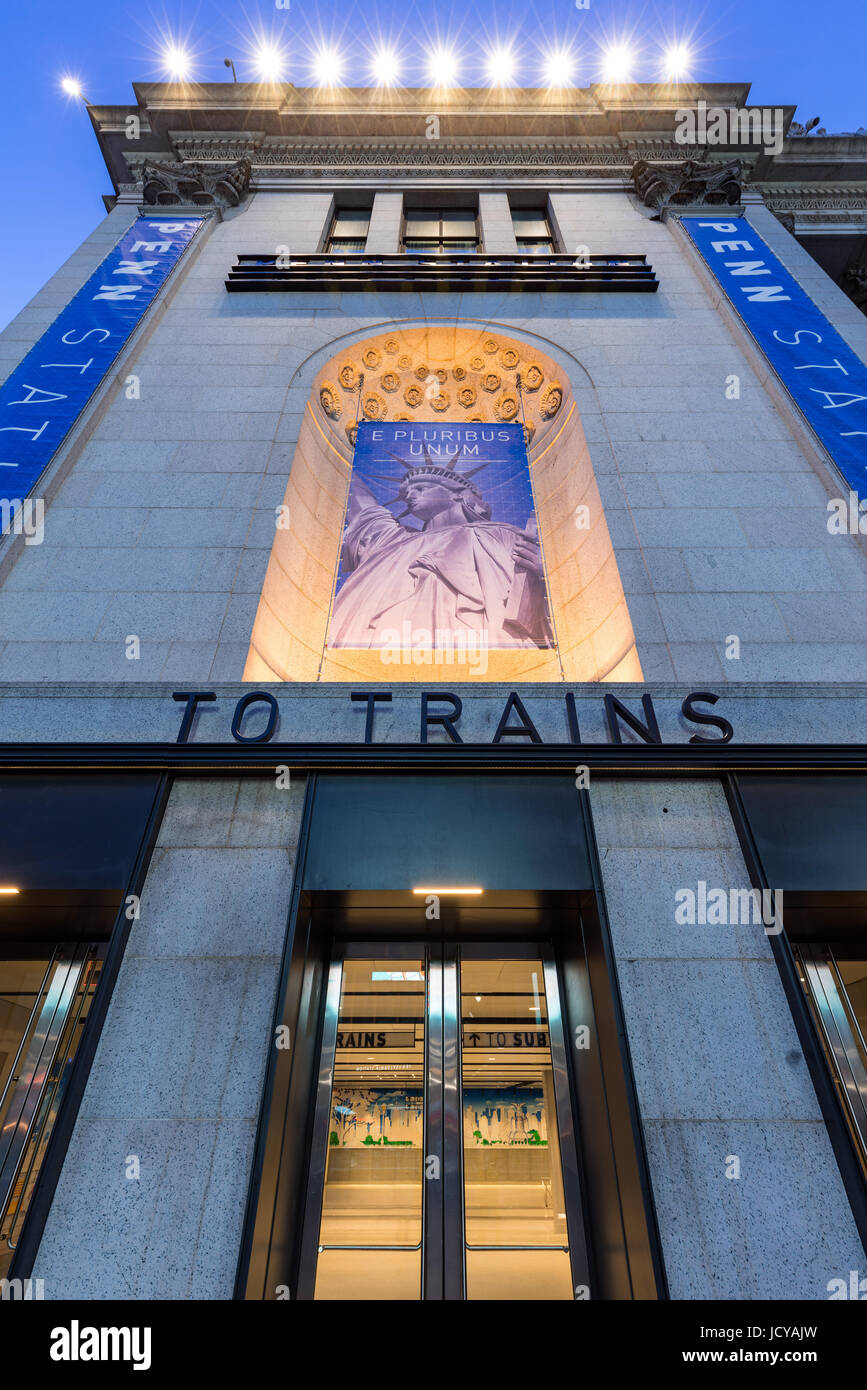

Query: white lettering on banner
left=684, top=217, right=867, bottom=493
left=0, top=217, right=203, bottom=525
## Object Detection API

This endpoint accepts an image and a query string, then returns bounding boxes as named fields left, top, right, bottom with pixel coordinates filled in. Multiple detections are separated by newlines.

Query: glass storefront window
left=313, top=958, right=426, bottom=1300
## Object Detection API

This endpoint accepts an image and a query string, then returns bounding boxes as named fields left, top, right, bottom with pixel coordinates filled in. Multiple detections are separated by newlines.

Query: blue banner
left=682, top=216, right=867, bottom=497
left=328, top=421, right=555, bottom=652
left=0, top=217, right=204, bottom=521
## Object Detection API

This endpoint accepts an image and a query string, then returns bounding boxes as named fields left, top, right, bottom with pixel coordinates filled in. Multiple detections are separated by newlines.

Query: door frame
left=294, top=937, right=590, bottom=1301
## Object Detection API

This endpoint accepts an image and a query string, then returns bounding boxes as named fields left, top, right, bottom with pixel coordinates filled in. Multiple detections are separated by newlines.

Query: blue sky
left=1, top=0, right=864, bottom=331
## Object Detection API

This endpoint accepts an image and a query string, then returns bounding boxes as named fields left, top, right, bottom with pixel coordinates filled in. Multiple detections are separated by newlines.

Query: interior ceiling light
left=600, top=43, right=635, bottom=84
left=411, top=886, right=484, bottom=895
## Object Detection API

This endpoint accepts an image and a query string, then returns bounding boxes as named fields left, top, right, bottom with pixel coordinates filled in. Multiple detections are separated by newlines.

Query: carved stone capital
left=632, top=157, right=744, bottom=210
left=843, top=262, right=867, bottom=316
left=139, top=158, right=252, bottom=208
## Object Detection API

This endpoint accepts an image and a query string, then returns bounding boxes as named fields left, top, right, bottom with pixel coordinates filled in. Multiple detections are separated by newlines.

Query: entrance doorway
left=297, top=942, right=588, bottom=1300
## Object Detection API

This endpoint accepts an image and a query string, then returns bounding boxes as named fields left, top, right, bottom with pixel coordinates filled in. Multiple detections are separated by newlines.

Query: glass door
left=0, top=943, right=103, bottom=1277
left=298, top=942, right=588, bottom=1300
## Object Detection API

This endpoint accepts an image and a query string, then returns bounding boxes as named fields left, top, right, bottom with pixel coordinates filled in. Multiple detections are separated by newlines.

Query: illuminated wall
left=244, top=325, right=641, bottom=683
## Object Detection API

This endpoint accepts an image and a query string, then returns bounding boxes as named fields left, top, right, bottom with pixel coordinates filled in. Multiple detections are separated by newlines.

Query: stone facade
left=2, top=81, right=867, bottom=1302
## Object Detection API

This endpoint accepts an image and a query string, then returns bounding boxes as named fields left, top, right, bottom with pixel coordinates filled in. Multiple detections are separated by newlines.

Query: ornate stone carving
left=452, top=365, right=467, bottom=381
left=345, top=423, right=358, bottom=447
left=500, top=347, right=520, bottom=370
left=414, top=363, right=430, bottom=380
left=384, top=338, right=400, bottom=354
left=140, top=158, right=251, bottom=208
left=430, top=391, right=450, bottom=413
left=495, top=391, right=520, bottom=422
left=521, top=363, right=544, bottom=392
left=319, top=383, right=342, bottom=419
left=468, top=355, right=485, bottom=371
left=404, top=384, right=424, bottom=408
left=457, top=385, right=477, bottom=408
left=632, top=158, right=744, bottom=209
left=843, top=263, right=867, bottom=315
left=339, top=363, right=360, bottom=391
left=523, top=424, right=536, bottom=448
left=397, top=354, right=413, bottom=368
left=539, top=383, right=563, bottom=419
left=481, top=371, right=501, bottom=393
left=483, top=338, right=499, bottom=354
left=380, top=371, right=400, bottom=393
left=362, top=347, right=382, bottom=370
left=362, top=391, right=387, bottom=421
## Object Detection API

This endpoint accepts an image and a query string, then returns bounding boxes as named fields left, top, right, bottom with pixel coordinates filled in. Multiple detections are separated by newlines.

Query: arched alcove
left=244, top=324, right=642, bottom=683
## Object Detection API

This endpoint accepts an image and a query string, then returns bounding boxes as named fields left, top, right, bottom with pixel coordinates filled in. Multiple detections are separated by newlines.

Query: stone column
left=33, top=776, right=307, bottom=1298
left=478, top=193, right=518, bottom=253
left=589, top=776, right=866, bottom=1298
left=366, top=192, right=403, bottom=254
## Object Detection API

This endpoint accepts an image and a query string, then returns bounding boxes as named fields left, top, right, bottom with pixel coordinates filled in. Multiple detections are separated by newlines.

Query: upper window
left=511, top=208, right=555, bottom=255
left=403, top=207, right=478, bottom=254
left=326, top=210, right=370, bottom=254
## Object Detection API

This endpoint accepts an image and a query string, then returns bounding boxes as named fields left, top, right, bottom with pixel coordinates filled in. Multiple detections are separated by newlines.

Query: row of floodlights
left=60, top=39, right=696, bottom=98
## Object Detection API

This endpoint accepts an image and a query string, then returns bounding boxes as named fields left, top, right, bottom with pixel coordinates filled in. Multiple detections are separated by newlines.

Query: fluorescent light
left=313, top=45, right=344, bottom=87
left=372, top=45, right=401, bottom=87
left=163, top=44, right=192, bottom=81
left=427, top=44, right=459, bottom=88
left=255, top=43, right=286, bottom=82
left=412, top=886, right=484, bottom=896
left=0, top=886, right=20, bottom=895
left=600, top=43, right=635, bottom=84
left=662, top=43, right=693, bottom=81
left=486, top=45, right=516, bottom=87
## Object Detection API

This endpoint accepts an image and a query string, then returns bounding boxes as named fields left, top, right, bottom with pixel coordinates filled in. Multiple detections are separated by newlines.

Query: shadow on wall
left=243, top=324, right=642, bottom=683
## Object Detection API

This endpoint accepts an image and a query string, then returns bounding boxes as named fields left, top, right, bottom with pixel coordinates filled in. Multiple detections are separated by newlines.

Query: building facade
left=1, top=79, right=867, bottom=1301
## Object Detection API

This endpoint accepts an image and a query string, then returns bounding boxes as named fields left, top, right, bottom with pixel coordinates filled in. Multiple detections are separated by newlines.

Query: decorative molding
left=632, top=157, right=744, bottom=210
left=137, top=157, right=252, bottom=208
left=160, top=134, right=752, bottom=180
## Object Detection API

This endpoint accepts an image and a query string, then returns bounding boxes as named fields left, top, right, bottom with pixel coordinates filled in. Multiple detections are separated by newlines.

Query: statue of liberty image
left=328, top=445, right=554, bottom=650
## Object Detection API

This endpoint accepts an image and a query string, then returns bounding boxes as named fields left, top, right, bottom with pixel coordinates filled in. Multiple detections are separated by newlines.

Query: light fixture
left=544, top=49, right=574, bottom=88
left=475, top=994, right=482, bottom=1002
left=426, top=44, right=459, bottom=88
left=0, top=886, right=20, bottom=895
left=60, top=76, right=83, bottom=98
left=411, top=886, right=484, bottom=895
left=163, top=44, right=192, bottom=81
left=486, top=44, right=517, bottom=87
left=255, top=43, right=286, bottom=82
left=371, top=45, right=401, bottom=87
left=313, top=45, right=344, bottom=87
left=600, top=43, right=635, bottom=84
left=663, top=43, right=693, bottom=81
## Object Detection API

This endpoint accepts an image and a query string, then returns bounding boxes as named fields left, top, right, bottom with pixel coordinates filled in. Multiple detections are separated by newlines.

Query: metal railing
left=226, top=251, right=659, bottom=293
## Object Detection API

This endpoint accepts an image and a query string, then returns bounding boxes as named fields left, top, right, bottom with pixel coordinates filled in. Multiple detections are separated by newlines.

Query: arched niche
left=244, top=324, right=642, bottom=683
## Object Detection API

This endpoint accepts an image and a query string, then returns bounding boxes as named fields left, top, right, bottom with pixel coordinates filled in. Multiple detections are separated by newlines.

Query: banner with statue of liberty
left=327, top=421, right=555, bottom=653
